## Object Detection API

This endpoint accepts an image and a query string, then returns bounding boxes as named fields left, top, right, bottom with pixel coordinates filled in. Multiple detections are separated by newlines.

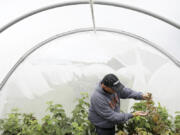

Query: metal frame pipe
left=0, top=27, right=179, bottom=91
left=0, top=1, right=180, bottom=91
left=0, top=0, right=180, bottom=33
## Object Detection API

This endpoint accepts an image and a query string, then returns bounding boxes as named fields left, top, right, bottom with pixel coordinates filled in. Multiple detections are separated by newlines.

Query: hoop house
left=0, top=0, right=180, bottom=118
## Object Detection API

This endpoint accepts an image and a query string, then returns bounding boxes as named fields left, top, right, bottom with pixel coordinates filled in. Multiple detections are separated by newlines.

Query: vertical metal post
left=89, top=0, right=96, bottom=33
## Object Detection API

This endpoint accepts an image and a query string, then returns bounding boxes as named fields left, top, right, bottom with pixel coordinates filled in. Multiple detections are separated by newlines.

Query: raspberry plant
left=0, top=93, right=179, bottom=135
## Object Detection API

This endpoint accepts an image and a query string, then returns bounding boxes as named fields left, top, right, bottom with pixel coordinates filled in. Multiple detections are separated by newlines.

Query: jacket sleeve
left=92, top=95, right=133, bottom=124
left=118, top=86, right=143, bottom=100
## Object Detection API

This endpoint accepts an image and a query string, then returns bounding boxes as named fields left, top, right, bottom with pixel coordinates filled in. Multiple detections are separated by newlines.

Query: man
left=88, top=73, right=151, bottom=135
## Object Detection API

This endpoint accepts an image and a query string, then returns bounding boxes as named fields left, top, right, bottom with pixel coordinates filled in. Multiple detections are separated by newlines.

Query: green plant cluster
left=117, top=99, right=180, bottom=135
left=174, top=112, right=180, bottom=134
left=0, top=93, right=179, bottom=135
left=0, top=93, right=96, bottom=135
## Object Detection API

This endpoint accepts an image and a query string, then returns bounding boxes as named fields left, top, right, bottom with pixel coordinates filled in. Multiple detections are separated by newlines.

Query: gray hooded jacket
left=88, top=82, right=143, bottom=128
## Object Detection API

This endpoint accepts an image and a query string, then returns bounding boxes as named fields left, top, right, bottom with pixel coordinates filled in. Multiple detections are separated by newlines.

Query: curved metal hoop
left=0, top=0, right=180, bottom=33
left=0, top=27, right=180, bottom=91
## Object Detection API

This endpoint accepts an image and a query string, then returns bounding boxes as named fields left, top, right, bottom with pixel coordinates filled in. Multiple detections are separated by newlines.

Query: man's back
left=88, top=74, right=148, bottom=135
left=88, top=82, right=134, bottom=128
left=88, top=82, right=117, bottom=128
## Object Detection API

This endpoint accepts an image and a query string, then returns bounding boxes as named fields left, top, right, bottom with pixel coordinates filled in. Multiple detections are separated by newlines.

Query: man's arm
left=117, top=86, right=143, bottom=100
left=92, top=95, right=133, bottom=124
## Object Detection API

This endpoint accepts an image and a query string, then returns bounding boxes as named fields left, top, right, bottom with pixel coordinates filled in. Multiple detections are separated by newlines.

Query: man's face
left=101, top=84, right=115, bottom=94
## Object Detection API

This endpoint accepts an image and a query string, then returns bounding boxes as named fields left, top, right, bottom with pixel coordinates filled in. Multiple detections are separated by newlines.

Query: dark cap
left=101, top=73, right=123, bottom=92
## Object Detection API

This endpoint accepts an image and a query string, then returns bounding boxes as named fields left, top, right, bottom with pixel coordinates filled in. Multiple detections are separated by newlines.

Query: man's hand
left=132, top=111, right=148, bottom=117
left=142, top=92, right=152, bottom=100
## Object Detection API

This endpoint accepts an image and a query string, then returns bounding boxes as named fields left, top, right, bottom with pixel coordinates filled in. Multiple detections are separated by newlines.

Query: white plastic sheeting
left=0, top=32, right=179, bottom=118
left=0, top=0, right=180, bottom=118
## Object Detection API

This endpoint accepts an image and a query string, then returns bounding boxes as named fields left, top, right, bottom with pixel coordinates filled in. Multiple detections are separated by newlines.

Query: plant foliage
left=117, top=99, right=179, bottom=135
left=0, top=93, right=179, bottom=135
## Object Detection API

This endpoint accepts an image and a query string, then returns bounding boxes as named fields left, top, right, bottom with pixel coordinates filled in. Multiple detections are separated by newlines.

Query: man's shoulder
left=91, top=89, right=107, bottom=103
left=91, top=89, right=101, bottom=99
